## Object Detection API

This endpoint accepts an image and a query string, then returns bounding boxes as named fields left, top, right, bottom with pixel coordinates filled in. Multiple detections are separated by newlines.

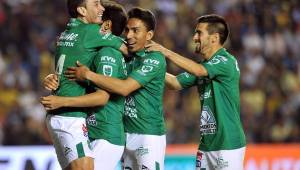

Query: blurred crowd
left=0, top=0, right=300, bottom=145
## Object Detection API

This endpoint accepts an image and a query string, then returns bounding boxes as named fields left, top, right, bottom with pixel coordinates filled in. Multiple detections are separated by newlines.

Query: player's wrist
left=85, top=70, right=92, bottom=81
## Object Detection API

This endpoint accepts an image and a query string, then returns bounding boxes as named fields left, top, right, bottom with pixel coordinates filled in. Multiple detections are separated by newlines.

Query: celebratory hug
left=41, top=0, right=246, bottom=170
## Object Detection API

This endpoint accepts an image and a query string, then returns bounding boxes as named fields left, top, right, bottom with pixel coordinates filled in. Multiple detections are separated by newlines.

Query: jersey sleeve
left=93, top=48, right=122, bottom=79
left=176, top=72, right=197, bottom=88
left=129, top=53, right=166, bottom=86
left=84, top=24, right=124, bottom=50
left=202, top=56, right=234, bottom=80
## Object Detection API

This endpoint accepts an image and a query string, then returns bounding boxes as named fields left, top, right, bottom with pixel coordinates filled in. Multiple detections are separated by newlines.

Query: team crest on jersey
left=103, top=65, right=113, bottom=76
left=200, top=106, right=217, bottom=135
left=87, top=114, right=97, bottom=126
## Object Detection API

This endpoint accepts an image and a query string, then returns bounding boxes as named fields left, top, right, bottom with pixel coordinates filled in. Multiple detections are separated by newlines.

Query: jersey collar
left=134, top=49, right=147, bottom=58
left=67, top=18, right=86, bottom=28
left=206, top=47, right=226, bottom=61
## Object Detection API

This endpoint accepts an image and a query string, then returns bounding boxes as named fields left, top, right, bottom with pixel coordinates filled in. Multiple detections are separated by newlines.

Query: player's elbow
left=94, top=92, right=110, bottom=106
left=119, top=88, right=131, bottom=97
left=193, top=65, right=207, bottom=77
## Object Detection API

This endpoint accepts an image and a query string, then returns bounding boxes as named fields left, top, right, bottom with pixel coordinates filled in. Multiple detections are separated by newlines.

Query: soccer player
left=146, top=14, right=246, bottom=170
left=65, top=8, right=167, bottom=170
left=43, top=0, right=127, bottom=169
left=41, top=2, right=127, bottom=169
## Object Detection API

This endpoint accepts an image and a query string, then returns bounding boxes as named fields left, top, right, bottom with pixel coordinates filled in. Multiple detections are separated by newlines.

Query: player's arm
left=65, top=63, right=140, bottom=96
left=146, top=42, right=207, bottom=77
left=165, top=73, right=182, bottom=90
left=85, top=25, right=128, bottom=56
left=40, top=89, right=110, bottom=111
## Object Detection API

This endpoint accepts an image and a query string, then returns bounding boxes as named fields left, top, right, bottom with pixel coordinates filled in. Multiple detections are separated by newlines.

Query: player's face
left=84, top=0, right=105, bottom=24
left=193, top=23, right=213, bottom=55
left=124, top=18, right=153, bottom=52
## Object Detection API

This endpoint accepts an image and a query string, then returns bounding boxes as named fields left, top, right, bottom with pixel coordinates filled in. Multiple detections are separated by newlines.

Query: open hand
left=64, top=61, right=90, bottom=81
left=145, top=41, right=166, bottom=53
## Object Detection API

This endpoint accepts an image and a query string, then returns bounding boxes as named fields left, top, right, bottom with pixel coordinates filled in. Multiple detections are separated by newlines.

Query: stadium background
left=0, top=0, right=300, bottom=169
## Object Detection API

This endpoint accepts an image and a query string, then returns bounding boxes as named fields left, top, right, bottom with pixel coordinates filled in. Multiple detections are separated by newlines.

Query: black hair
left=197, top=14, right=229, bottom=45
left=102, top=1, right=127, bottom=36
left=67, top=0, right=86, bottom=18
left=127, top=7, right=156, bottom=31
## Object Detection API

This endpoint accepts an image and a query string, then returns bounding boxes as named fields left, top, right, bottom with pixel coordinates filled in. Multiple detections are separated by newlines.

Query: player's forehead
left=126, top=18, right=147, bottom=30
left=195, top=23, right=208, bottom=32
left=85, top=0, right=101, bottom=5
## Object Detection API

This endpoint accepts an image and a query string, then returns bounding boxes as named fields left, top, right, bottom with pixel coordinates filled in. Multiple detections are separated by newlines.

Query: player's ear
left=211, top=32, right=219, bottom=44
left=77, top=6, right=87, bottom=17
left=103, top=20, right=112, bottom=31
left=146, top=30, right=154, bottom=41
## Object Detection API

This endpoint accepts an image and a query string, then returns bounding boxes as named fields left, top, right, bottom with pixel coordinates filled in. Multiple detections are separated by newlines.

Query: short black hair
left=67, top=0, right=86, bottom=18
left=127, top=7, right=156, bottom=31
left=197, top=14, right=229, bottom=45
left=102, top=1, right=127, bottom=36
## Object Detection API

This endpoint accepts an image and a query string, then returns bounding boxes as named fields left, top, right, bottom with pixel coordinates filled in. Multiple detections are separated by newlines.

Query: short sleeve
left=176, top=72, right=197, bottom=88
left=202, top=55, right=234, bottom=80
left=84, top=24, right=123, bottom=50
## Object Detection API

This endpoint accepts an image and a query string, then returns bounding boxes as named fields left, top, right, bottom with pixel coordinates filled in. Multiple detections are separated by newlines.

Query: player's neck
left=77, top=17, right=88, bottom=24
left=204, top=44, right=223, bottom=60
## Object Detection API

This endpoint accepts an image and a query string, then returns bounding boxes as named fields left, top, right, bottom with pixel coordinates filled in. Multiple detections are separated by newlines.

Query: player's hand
left=43, top=74, right=59, bottom=91
left=65, top=61, right=90, bottom=81
left=145, top=41, right=166, bottom=54
left=40, top=95, right=63, bottom=110
left=120, top=43, right=129, bottom=56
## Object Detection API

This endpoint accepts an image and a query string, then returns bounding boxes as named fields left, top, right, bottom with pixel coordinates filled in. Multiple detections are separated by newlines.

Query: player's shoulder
left=147, top=51, right=164, bottom=58
left=145, top=51, right=165, bottom=62
left=99, top=46, right=122, bottom=56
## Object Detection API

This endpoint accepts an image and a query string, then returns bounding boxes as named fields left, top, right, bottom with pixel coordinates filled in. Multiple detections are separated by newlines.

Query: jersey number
left=56, top=54, right=66, bottom=75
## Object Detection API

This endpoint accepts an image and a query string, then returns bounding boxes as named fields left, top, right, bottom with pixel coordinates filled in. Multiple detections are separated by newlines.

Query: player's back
left=55, top=19, right=98, bottom=97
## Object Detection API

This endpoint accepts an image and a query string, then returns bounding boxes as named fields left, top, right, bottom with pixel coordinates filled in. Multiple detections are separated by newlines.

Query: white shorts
left=90, top=139, right=124, bottom=170
left=195, top=147, right=246, bottom=170
left=122, top=133, right=166, bottom=170
left=46, top=115, right=94, bottom=169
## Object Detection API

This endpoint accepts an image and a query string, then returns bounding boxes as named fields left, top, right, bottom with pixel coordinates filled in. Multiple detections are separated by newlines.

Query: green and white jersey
left=177, top=48, right=246, bottom=151
left=52, top=18, right=123, bottom=118
left=87, top=47, right=127, bottom=146
left=124, top=50, right=166, bottom=135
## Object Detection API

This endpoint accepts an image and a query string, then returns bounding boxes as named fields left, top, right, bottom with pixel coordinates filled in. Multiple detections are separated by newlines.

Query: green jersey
left=52, top=18, right=123, bottom=118
left=124, top=50, right=166, bottom=135
left=87, top=47, right=127, bottom=146
left=177, top=48, right=246, bottom=151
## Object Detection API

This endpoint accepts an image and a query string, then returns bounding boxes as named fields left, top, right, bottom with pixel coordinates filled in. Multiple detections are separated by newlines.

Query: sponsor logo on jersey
left=124, top=96, right=138, bottom=118
left=101, top=56, right=116, bottom=63
left=200, top=106, right=217, bottom=135
left=57, top=32, right=78, bottom=47
left=58, top=32, right=78, bottom=41
left=87, top=114, right=97, bottom=126
left=143, top=58, right=159, bottom=65
left=136, top=147, right=149, bottom=157
left=103, top=65, right=113, bottom=76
